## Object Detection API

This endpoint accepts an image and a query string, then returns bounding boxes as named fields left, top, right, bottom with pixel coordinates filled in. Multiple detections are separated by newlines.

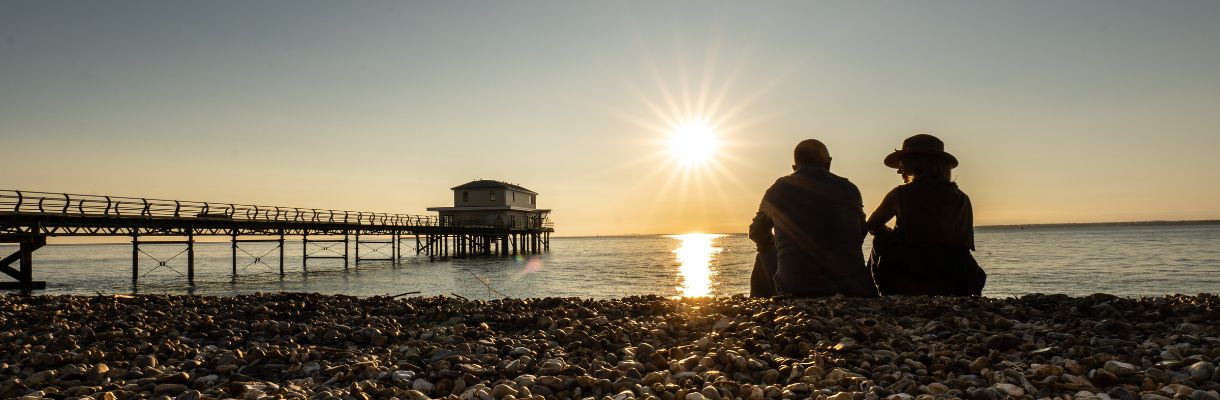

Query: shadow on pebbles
left=0, top=293, right=1217, bottom=400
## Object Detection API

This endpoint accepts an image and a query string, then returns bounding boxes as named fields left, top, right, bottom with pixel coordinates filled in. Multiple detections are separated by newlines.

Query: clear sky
left=3, top=1, right=1218, bottom=236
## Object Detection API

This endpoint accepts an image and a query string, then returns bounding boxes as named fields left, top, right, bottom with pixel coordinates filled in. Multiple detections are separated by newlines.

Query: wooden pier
left=0, top=190, right=552, bottom=291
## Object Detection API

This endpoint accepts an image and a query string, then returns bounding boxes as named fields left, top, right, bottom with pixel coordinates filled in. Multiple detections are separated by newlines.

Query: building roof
left=427, top=206, right=550, bottom=213
left=451, top=180, right=538, bottom=195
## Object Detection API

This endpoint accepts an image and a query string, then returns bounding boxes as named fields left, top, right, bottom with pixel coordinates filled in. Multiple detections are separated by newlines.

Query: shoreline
left=17, top=219, right=1220, bottom=246
left=1, top=293, right=1217, bottom=400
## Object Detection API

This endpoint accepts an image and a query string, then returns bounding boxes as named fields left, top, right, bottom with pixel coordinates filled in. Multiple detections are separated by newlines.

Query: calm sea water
left=4, top=223, right=1218, bottom=298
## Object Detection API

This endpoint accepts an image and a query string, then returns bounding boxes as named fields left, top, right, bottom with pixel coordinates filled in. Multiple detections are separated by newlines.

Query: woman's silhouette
left=867, top=134, right=985, bottom=296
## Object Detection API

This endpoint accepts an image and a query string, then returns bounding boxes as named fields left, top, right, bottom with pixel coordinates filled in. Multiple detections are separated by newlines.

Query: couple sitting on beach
left=748, top=134, right=986, bottom=297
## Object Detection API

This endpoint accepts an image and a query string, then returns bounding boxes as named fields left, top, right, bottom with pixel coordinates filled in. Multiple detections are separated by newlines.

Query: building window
left=490, top=191, right=496, bottom=201
left=512, top=192, right=516, bottom=202
left=462, top=191, right=469, bottom=202
left=531, top=195, right=536, bottom=204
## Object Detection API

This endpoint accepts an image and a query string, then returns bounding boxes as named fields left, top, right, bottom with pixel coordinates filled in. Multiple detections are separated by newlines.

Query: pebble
left=827, top=392, right=854, bottom=400
left=1104, top=360, right=1139, bottom=376
left=153, top=383, right=187, bottom=396
left=926, top=382, right=949, bottom=395
left=0, top=292, right=1213, bottom=400
left=994, top=383, right=1024, bottom=397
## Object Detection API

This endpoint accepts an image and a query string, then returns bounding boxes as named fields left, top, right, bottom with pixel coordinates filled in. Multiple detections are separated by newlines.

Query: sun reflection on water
left=671, top=233, right=723, bottom=297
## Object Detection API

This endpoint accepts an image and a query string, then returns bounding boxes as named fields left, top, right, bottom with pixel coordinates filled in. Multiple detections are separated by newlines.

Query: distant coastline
left=975, top=219, right=1220, bottom=230
left=556, top=219, right=1220, bottom=238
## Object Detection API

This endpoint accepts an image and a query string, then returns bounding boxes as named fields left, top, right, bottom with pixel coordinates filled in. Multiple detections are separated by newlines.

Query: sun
left=668, top=119, right=719, bottom=167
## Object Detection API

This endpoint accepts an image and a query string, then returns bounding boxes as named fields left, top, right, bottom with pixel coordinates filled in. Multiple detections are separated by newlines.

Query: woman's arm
left=866, top=189, right=899, bottom=237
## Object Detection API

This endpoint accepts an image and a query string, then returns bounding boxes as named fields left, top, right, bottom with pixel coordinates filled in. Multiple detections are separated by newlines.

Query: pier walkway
left=0, top=190, right=552, bottom=291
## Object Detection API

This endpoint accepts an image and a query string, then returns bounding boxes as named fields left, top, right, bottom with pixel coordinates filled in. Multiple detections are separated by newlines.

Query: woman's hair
left=899, top=155, right=952, bottom=183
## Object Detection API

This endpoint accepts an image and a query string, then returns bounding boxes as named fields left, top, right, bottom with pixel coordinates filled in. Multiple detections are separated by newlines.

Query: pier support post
left=278, top=231, right=285, bottom=277
left=0, top=234, right=47, bottom=291
left=187, top=231, right=195, bottom=286
left=131, top=233, right=139, bottom=286
left=302, top=233, right=308, bottom=272
left=343, top=232, right=350, bottom=270
left=354, top=231, right=360, bottom=264
left=230, top=232, right=238, bottom=277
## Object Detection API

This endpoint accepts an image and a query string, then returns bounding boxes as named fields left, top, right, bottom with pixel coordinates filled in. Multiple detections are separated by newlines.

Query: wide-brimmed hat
left=883, top=134, right=959, bottom=169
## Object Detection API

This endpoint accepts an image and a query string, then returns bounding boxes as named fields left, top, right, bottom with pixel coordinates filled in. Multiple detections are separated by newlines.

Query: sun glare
left=672, top=233, right=723, bottom=297
left=668, top=120, right=719, bottom=167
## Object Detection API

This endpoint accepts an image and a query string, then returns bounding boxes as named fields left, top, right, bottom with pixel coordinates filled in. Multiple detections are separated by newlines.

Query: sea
left=4, top=222, right=1218, bottom=299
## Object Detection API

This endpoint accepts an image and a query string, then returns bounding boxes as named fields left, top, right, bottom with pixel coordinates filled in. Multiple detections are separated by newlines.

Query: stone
left=25, top=370, right=56, bottom=386
left=642, top=371, right=667, bottom=386
left=1091, top=368, right=1118, bottom=386
left=537, top=359, right=565, bottom=375
left=413, top=379, right=435, bottom=394
left=761, top=369, right=780, bottom=384
left=926, top=383, right=949, bottom=395
left=827, top=392, right=854, bottom=400
left=970, top=387, right=1001, bottom=400
left=392, top=370, right=415, bottom=384
left=153, top=383, right=188, bottom=396
left=803, top=366, right=825, bottom=380
left=994, top=383, right=1024, bottom=397
left=157, top=372, right=190, bottom=384
left=969, top=357, right=990, bottom=373
left=1108, top=387, right=1136, bottom=400
left=1187, top=361, right=1215, bottom=383
left=1103, top=361, right=1138, bottom=376
left=403, top=390, right=430, bottom=400
left=746, top=385, right=764, bottom=400
left=90, top=363, right=110, bottom=377
left=133, top=355, right=158, bottom=369
left=985, top=334, right=1023, bottom=351
left=636, top=343, right=655, bottom=357
left=1190, top=390, right=1220, bottom=400
left=492, top=384, right=518, bottom=399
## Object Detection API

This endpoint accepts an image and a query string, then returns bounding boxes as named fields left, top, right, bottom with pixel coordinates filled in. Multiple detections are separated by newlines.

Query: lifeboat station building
left=427, top=180, right=551, bottom=230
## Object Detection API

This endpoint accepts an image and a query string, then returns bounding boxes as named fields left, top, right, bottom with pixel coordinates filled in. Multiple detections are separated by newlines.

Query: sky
left=2, top=1, right=1219, bottom=237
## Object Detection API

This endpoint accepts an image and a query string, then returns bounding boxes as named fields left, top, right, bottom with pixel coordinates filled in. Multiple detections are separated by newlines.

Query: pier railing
left=0, top=190, right=554, bottom=230
left=0, top=189, right=440, bottom=227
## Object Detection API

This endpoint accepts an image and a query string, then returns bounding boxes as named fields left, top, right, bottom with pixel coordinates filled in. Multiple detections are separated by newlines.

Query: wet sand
left=1, top=293, right=1217, bottom=400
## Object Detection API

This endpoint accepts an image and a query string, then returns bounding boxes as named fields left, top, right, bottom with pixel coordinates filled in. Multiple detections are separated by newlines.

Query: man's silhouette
left=749, top=139, right=878, bottom=297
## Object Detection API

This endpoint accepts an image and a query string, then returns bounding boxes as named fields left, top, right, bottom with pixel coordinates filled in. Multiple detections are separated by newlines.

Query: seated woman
left=867, top=134, right=986, bottom=296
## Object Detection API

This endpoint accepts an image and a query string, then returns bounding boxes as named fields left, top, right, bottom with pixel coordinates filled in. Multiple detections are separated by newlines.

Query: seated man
left=749, top=139, right=878, bottom=297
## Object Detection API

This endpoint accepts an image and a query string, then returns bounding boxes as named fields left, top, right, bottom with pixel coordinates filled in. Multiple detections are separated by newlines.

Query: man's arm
left=749, top=211, right=774, bottom=249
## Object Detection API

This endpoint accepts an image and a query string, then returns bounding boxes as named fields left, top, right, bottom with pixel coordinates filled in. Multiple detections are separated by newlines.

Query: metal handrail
left=0, top=189, right=442, bottom=228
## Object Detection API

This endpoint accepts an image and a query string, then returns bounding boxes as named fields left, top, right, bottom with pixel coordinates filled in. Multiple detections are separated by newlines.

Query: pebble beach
left=1, top=293, right=1217, bottom=400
